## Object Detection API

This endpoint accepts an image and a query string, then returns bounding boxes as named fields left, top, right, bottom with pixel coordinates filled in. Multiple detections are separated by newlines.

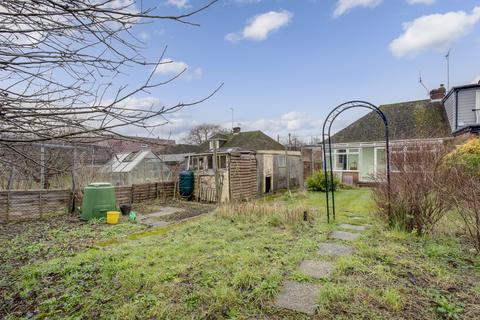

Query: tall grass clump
left=216, top=202, right=316, bottom=227
left=372, top=142, right=451, bottom=235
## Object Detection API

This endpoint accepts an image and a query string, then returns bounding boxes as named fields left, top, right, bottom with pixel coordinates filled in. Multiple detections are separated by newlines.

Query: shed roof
left=198, top=130, right=284, bottom=152
left=330, top=99, right=451, bottom=143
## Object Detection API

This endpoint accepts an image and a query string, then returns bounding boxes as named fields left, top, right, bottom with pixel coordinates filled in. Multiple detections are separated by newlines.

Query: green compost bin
left=80, top=182, right=116, bottom=220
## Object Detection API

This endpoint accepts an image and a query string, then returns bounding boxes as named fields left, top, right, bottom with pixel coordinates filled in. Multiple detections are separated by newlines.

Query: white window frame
left=332, top=148, right=360, bottom=172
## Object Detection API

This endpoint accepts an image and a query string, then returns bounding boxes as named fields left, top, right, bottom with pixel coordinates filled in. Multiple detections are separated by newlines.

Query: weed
left=380, top=288, right=403, bottom=311
left=435, top=295, right=463, bottom=319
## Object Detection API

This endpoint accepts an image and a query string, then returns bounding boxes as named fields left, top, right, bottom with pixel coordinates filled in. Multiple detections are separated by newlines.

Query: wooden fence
left=0, top=181, right=176, bottom=223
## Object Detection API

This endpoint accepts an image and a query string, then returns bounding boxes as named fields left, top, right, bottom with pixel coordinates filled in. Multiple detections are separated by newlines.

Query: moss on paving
left=1, top=189, right=479, bottom=319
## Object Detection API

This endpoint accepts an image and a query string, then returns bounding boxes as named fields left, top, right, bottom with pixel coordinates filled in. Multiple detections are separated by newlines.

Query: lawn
left=1, top=189, right=479, bottom=319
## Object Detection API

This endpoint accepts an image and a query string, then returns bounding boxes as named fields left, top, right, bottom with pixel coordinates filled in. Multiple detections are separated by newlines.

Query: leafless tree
left=184, top=123, right=228, bottom=145
left=0, top=0, right=221, bottom=183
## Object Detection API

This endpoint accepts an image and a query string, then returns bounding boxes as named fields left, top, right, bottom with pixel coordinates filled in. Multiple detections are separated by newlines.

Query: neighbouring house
left=102, top=149, right=172, bottom=186
left=156, top=144, right=200, bottom=173
left=303, top=82, right=480, bottom=185
left=188, top=128, right=303, bottom=202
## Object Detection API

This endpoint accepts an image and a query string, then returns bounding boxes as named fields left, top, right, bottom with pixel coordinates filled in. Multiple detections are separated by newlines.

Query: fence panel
left=0, top=182, right=176, bottom=223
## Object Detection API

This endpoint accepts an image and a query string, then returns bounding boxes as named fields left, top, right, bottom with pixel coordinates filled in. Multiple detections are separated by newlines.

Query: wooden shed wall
left=229, top=153, right=257, bottom=201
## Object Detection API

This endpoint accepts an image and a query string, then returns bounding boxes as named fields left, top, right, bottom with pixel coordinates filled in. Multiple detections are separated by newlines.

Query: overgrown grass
left=1, top=189, right=479, bottom=319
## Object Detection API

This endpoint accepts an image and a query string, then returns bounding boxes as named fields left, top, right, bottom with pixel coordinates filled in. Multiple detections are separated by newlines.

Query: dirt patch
left=134, top=199, right=215, bottom=222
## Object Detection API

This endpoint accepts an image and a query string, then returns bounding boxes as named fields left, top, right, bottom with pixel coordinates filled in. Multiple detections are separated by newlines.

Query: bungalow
left=188, top=128, right=303, bottom=202
left=304, top=82, right=480, bottom=185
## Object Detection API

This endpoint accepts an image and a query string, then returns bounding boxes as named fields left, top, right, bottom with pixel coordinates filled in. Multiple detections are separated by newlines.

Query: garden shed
left=188, top=129, right=303, bottom=202
left=102, top=150, right=172, bottom=186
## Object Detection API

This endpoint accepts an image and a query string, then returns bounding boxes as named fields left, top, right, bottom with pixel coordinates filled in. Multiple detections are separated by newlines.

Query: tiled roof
left=198, top=130, right=284, bottom=152
left=330, top=100, right=451, bottom=143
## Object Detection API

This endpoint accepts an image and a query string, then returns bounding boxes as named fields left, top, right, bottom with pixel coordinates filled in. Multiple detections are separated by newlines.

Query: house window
left=218, top=155, right=227, bottom=169
left=348, top=154, right=359, bottom=170
left=334, top=149, right=359, bottom=171
left=209, top=140, right=220, bottom=151
left=207, top=155, right=213, bottom=169
left=190, top=157, right=199, bottom=170
left=278, top=155, right=286, bottom=167
left=335, top=153, right=347, bottom=170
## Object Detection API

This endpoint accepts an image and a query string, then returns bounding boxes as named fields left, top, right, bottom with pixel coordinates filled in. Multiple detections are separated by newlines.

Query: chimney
left=232, top=126, right=241, bottom=134
left=429, top=84, right=446, bottom=101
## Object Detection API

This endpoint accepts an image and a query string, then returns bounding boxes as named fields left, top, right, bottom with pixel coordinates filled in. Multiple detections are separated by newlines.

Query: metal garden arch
left=322, top=101, right=391, bottom=223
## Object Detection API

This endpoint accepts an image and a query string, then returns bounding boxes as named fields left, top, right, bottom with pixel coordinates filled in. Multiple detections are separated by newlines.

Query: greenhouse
left=102, top=150, right=172, bottom=186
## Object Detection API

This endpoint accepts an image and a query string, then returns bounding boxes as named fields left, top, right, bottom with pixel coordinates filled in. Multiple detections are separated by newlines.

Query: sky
left=116, top=0, right=480, bottom=143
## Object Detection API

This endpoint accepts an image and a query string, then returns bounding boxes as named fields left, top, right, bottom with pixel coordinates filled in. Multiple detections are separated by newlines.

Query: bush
left=372, top=142, right=450, bottom=235
left=441, top=138, right=480, bottom=252
left=306, top=170, right=339, bottom=192
left=444, top=138, right=480, bottom=175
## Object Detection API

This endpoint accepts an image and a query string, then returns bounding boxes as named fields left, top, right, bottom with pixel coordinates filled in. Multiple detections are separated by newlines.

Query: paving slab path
left=274, top=222, right=369, bottom=316
left=274, top=281, right=322, bottom=315
left=317, top=242, right=355, bottom=257
left=298, top=260, right=335, bottom=279
left=338, top=224, right=367, bottom=231
left=329, top=230, right=361, bottom=241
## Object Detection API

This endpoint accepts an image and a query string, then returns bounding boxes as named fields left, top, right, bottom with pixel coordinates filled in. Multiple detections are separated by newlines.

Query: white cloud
left=154, top=58, right=202, bottom=80
left=139, top=31, right=149, bottom=41
left=333, top=0, right=382, bottom=18
left=164, top=0, right=190, bottom=8
left=225, top=10, right=293, bottom=42
left=390, top=6, right=480, bottom=58
left=406, top=0, right=435, bottom=5
left=112, top=98, right=194, bottom=140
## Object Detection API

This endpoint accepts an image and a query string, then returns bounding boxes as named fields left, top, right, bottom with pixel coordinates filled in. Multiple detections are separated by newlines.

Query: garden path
left=274, top=217, right=369, bottom=316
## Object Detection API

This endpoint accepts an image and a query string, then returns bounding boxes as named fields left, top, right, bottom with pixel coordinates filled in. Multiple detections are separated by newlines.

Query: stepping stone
left=274, top=281, right=321, bottom=315
left=148, top=207, right=184, bottom=218
left=329, top=231, right=360, bottom=241
left=141, top=219, right=169, bottom=227
left=298, top=260, right=335, bottom=279
left=318, top=243, right=354, bottom=257
left=350, top=216, right=365, bottom=221
left=338, top=224, right=367, bottom=231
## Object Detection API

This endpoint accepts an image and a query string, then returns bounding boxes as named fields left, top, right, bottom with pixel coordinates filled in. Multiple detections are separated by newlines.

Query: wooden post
left=311, top=148, right=315, bottom=176
left=6, top=191, right=10, bottom=223
left=39, top=191, right=43, bottom=219
left=70, top=147, right=77, bottom=214
left=40, top=146, right=45, bottom=189
left=196, top=158, right=201, bottom=201
left=285, top=145, right=290, bottom=192
left=130, top=184, right=134, bottom=204
left=213, top=143, right=220, bottom=204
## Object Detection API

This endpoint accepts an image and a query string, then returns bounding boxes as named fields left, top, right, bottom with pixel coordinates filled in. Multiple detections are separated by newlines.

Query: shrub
left=306, top=170, right=339, bottom=192
left=444, top=138, right=480, bottom=175
left=441, top=138, right=480, bottom=252
left=372, top=142, right=450, bottom=235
